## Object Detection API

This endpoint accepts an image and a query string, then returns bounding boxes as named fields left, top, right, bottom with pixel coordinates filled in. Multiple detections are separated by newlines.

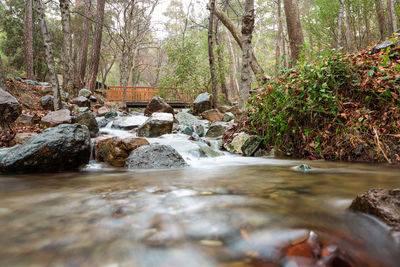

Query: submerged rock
left=0, top=87, right=22, bottom=126
left=40, top=95, right=54, bottom=111
left=95, top=136, right=149, bottom=167
left=40, top=109, right=72, bottom=127
left=295, top=164, right=313, bottom=172
left=137, top=112, right=174, bottom=137
left=144, top=97, right=174, bottom=116
left=199, top=143, right=223, bottom=157
left=72, top=112, right=99, bottom=137
left=349, top=188, right=400, bottom=232
left=105, top=110, right=118, bottom=119
left=125, top=144, right=188, bottom=169
left=0, top=124, right=91, bottom=173
left=193, top=92, right=212, bottom=115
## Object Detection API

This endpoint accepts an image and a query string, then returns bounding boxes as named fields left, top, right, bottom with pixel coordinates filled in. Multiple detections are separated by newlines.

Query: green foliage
left=158, top=32, right=211, bottom=95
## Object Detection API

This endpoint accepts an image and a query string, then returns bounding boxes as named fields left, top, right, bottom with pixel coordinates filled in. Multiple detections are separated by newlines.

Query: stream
left=1, top=115, right=400, bottom=266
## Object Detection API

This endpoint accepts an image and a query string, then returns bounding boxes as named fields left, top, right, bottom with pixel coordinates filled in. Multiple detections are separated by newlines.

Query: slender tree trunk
left=345, top=3, right=354, bottom=52
left=24, top=0, right=34, bottom=80
left=0, top=57, right=5, bottom=89
left=34, top=0, right=62, bottom=110
left=364, top=0, right=371, bottom=45
left=283, top=0, right=304, bottom=66
left=239, top=0, right=254, bottom=111
left=213, top=5, right=268, bottom=83
left=59, top=0, right=73, bottom=93
left=215, top=19, right=228, bottom=102
left=128, top=47, right=138, bottom=87
left=208, top=0, right=218, bottom=108
left=75, top=0, right=91, bottom=91
left=86, top=0, right=106, bottom=92
left=276, top=0, right=286, bottom=70
left=387, top=0, right=394, bottom=34
left=226, top=34, right=239, bottom=98
left=338, top=0, right=345, bottom=49
left=375, top=0, right=387, bottom=40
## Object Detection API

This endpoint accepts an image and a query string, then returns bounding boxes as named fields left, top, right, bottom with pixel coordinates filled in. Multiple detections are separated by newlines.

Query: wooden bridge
left=106, top=86, right=192, bottom=108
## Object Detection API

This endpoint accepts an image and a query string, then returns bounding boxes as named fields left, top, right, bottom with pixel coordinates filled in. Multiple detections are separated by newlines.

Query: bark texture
left=34, top=0, right=62, bottom=110
left=239, top=0, right=254, bottom=110
left=213, top=5, right=268, bottom=83
left=375, top=0, right=387, bottom=40
left=86, top=0, right=106, bottom=92
left=208, top=0, right=218, bottom=108
left=283, top=0, right=304, bottom=66
left=59, top=0, right=73, bottom=93
left=75, top=0, right=92, bottom=91
left=24, top=0, right=34, bottom=80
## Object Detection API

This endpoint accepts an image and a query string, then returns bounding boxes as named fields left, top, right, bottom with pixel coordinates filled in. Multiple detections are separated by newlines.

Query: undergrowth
left=248, top=35, right=400, bottom=162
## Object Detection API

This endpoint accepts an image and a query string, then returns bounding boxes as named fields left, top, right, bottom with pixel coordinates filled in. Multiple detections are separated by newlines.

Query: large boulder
left=94, top=136, right=149, bottom=167
left=40, top=95, right=54, bottom=111
left=201, top=109, right=224, bottom=122
left=71, top=96, right=90, bottom=108
left=78, top=88, right=92, bottom=98
left=193, top=92, right=212, bottom=115
left=372, top=40, right=395, bottom=54
left=224, top=132, right=250, bottom=154
left=175, top=112, right=202, bottom=126
left=144, top=97, right=174, bottom=116
left=0, top=87, right=22, bottom=126
left=125, top=144, right=188, bottom=169
left=0, top=124, right=91, bottom=173
left=349, top=189, right=400, bottom=232
left=10, top=132, right=38, bottom=146
left=72, top=112, right=99, bottom=137
left=205, top=122, right=229, bottom=138
left=17, top=114, right=34, bottom=126
left=137, top=112, right=174, bottom=137
left=242, top=135, right=262, bottom=156
left=40, top=109, right=72, bottom=127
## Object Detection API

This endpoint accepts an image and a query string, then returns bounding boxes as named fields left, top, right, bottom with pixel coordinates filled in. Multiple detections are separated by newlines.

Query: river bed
left=1, top=122, right=400, bottom=266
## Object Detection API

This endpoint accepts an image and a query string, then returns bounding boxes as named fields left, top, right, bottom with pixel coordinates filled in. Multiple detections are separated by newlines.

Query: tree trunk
left=208, top=0, right=218, bottom=108
left=345, top=3, right=354, bottom=52
left=24, top=0, right=34, bottom=80
left=75, top=0, right=91, bottom=91
left=387, top=0, right=394, bottom=34
left=0, top=57, right=5, bottom=89
left=338, top=0, right=345, bottom=49
left=375, top=0, right=387, bottom=40
left=213, top=5, right=268, bottom=83
left=34, top=0, right=62, bottom=110
left=215, top=19, right=229, bottom=103
left=276, top=0, right=286, bottom=71
left=283, top=0, right=304, bottom=66
left=86, top=0, right=106, bottom=92
left=239, top=0, right=254, bottom=111
left=59, top=0, right=73, bottom=93
left=363, top=0, right=371, bottom=45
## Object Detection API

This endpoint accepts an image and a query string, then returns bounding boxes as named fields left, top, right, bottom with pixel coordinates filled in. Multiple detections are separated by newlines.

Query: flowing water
left=1, top=119, right=400, bottom=266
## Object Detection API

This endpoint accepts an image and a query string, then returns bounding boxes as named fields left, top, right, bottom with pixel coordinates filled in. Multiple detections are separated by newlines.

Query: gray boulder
left=224, top=132, right=250, bottom=154
left=113, top=116, right=148, bottom=130
left=137, top=112, right=174, bottom=137
left=105, top=110, right=118, bottom=119
left=79, top=88, right=92, bottom=98
left=223, top=112, right=235, bottom=122
left=40, top=95, right=54, bottom=110
left=372, top=40, right=395, bottom=54
left=97, top=106, right=109, bottom=117
left=125, top=144, right=188, bottom=169
left=71, top=96, right=90, bottom=108
left=72, top=112, right=99, bottom=137
left=0, top=87, right=22, bottom=127
left=0, top=124, right=91, bottom=173
left=205, top=122, right=229, bottom=138
left=242, top=135, right=262, bottom=156
left=40, top=109, right=72, bottom=127
left=193, top=92, right=212, bottom=115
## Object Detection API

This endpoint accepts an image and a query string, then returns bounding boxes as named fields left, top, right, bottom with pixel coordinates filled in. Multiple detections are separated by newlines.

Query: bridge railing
left=106, top=86, right=193, bottom=103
